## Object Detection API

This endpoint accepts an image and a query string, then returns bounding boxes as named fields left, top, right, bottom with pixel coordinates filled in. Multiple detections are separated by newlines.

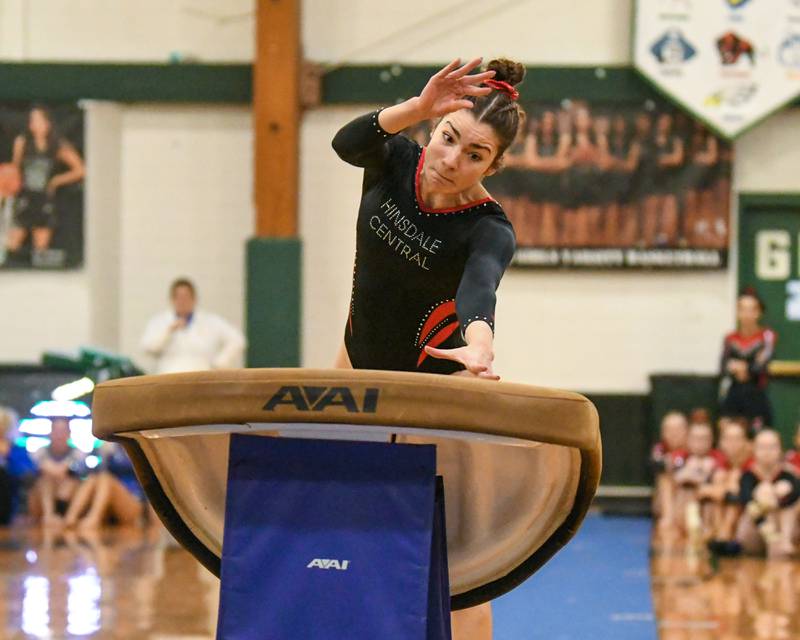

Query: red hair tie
left=484, top=79, right=519, bottom=101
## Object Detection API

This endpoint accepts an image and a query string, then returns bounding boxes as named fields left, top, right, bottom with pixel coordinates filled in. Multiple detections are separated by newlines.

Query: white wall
left=85, top=102, right=123, bottom=352
left=117, top=105, right=253, bottom=368
left=303, top=0, right=632, bottom=65
left=0, top=0, right=254, bottom=62
left=0, top=272, right=91, bottom=361
left=735, top=110, right=800, bottom=193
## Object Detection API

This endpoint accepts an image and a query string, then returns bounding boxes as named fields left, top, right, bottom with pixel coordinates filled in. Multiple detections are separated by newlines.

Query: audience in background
left=0, top=408, right=13, bottom=524
left=651, top=411, right=688, bottom=526
left=140, top=278, right=246, bottom=374
left=670, top=421, right=723, bottom=542
left=653, top=407, right=800, bottom=560
left=0, top=406, right=37, bottom=523
left=64, top=442, right=147, bottom=529
left=28, top=417, right=91, bottom=528
left=705, top=419, right=752, bottom=555
left=736, top=430, right=799, bottom=559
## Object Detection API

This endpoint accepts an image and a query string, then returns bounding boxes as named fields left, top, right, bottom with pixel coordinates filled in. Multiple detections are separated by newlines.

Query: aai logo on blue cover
left=778, top=34, right=800, bottom=68
left=651, top=29, right=697, bottom=64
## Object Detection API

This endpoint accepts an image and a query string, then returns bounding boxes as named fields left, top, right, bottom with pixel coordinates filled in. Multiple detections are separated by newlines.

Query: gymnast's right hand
left=414, top=58, right=495, bottom=118
left=424, top=343, right=500, bottom=381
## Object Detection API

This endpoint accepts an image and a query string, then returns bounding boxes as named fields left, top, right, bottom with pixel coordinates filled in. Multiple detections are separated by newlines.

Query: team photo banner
left=406, top=96, right=732, bottom=270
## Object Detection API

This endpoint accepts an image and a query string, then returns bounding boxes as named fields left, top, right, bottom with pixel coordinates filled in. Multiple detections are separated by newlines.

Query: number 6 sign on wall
left=755, top=229, right=800, bottom=322
left=755, top=230, right=794, bottom=281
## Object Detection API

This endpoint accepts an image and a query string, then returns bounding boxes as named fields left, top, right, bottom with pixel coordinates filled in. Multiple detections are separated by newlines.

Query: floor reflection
left=0, top=526, right=217, bottom=639
left=652, top=534, right=800, bottom=640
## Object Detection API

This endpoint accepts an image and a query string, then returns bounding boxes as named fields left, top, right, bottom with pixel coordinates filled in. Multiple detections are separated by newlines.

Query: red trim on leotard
left=418, top=300, right=457, bottom=346
left=417, top=321, right=460, bottom=367
left=414, top=147, right=495, bottom=214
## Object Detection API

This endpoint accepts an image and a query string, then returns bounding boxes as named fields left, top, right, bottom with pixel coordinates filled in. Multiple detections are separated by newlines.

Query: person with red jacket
left=719, top=290, right=776, bottom=431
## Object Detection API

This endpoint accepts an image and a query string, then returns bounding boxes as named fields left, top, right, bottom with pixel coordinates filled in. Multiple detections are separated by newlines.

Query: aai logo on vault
left=307, top=559, right=350, bottom=571
left=651, top=29, right=697, bottom=64
left=263, top=385, right=380, bottom=413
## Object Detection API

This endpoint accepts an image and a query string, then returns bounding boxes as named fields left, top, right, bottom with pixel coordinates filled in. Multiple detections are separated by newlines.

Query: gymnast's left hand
left=424, top=343, right=500, bottom=380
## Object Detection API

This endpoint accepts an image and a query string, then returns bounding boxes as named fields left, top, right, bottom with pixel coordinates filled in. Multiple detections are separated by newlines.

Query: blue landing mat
left=493, top=514, right=656, bottom=640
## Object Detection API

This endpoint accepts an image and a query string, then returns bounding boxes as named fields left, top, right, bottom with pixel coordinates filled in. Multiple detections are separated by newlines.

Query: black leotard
left=332, top=110, right=516, bottom=374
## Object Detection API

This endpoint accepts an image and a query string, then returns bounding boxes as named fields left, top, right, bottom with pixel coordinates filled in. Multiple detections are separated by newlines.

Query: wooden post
left=253, top=0, right=300, bottom=238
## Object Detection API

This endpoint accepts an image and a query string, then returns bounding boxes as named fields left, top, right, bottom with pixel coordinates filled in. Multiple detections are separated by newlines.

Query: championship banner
left=0, top=103, right=84, bottom=269
left=634, top=0, right=800, bottom=140
left=405, top=97, right=732, bottom=270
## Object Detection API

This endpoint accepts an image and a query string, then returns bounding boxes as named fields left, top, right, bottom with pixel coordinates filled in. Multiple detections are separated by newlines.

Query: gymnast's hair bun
left=486, top=58, right=526, bottom=87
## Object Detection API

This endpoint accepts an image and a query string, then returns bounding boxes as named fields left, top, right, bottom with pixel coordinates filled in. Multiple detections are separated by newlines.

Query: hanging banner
left=633, top=0, right=800, bottom=140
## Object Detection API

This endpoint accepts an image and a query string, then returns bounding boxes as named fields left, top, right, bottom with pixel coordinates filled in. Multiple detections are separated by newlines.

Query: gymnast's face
left=424, top=110, right=500, bottom=194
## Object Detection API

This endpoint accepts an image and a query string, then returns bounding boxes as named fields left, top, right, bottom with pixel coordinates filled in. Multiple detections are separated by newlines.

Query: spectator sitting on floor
left=652, top=411, right=689, bottom=528
left=703, top=418, right=752, bottom=555
left=64, top=442, right=148, bottom=529
left=670, top=421, right=725, bottom=542
left=28, top=417, right=94, bottom=528
left=736, top=429, right=800, bottom=558
left=0, top=407, right=37, bottom=523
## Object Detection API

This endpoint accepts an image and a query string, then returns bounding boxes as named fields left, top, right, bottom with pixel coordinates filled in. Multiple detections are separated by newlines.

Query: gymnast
left=332, top=56, right=524, bottom=639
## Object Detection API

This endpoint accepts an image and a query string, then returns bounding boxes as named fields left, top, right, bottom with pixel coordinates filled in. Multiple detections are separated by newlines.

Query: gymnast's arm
left=456, top=216, right=516, bottom=335
left=425, top=217, right=514, bottom=377
left=331, top=110, right=397, bottom=169
left=456, top=217, right=516, bottom=364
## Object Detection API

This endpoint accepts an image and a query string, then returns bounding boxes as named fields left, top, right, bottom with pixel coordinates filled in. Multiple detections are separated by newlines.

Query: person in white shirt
left=140, top=278, right=246, bottom=374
